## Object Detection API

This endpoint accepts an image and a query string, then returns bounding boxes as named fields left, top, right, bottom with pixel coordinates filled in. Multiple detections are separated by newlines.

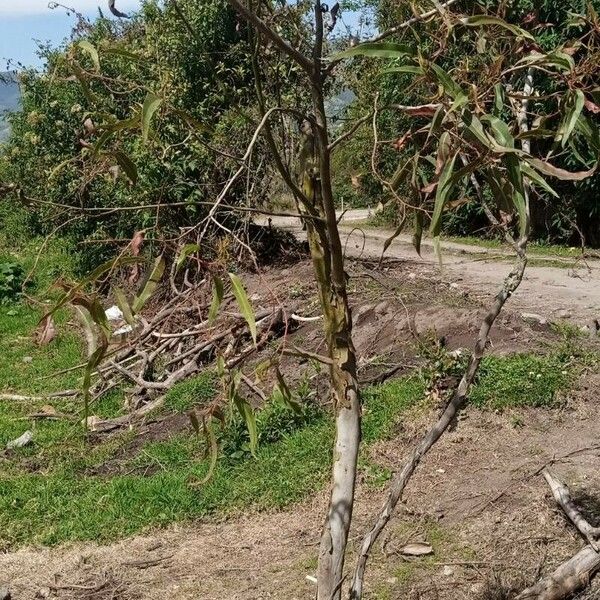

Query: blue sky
left=0, top=1, right=370, bottom=70
left=0, top=1, right=141, bottom=69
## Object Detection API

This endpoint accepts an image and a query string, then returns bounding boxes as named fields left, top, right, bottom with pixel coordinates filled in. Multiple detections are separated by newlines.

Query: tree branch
left=226, top=0, right=314, bottom=74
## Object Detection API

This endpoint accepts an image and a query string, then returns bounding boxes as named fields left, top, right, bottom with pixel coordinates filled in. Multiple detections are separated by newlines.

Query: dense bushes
left=0, top=0, right=259, bottom=273
left=338, top=0, right=600, bottom=246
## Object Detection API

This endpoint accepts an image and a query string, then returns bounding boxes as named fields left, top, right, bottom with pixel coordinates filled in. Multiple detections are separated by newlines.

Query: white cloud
left=0, top=0, right=141, bottom=17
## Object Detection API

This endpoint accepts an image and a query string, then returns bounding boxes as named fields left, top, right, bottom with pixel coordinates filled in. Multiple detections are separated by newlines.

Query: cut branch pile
left=83, top=277, right=298, bottom=430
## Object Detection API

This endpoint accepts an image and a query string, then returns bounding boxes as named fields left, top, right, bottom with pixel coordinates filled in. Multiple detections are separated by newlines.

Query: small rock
left=6, top=430, right=33, bottom=450
left=386, top=577, right=398, bottom=585
left=305, top=575, right=317, bottom=584
left=36, top=588, right=51, bottom=599
left=442, top=565, right=454, bottom=577
left=408, top=272, right=416, bottom=280
left=0, top=587, right=11, bottom=600
left=22, top=356, right=33, bottom=364
left=436, top=468, right=446, bottom=474
left=521, top=312, right=547, bottom=326
left=450, top=282, right=459, bottom=289
left=557, top=309, right=572, bottom=319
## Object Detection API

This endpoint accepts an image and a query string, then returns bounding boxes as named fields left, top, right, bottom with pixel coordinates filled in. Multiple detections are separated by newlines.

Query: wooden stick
left=543, top=469, right=600, bottom=551
left=516, top=546, right=600, bottom=599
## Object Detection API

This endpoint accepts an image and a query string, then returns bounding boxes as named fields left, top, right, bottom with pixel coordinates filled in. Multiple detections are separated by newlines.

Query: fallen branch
left=0, top=390, right=79, bottom=402
left=515, top=470, right=600, bottom=599
left=543, top=469, right=600, bottom=551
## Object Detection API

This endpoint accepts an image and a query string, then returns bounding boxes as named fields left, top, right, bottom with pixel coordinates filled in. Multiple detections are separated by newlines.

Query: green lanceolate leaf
left=380, top=216, right=407, bottom=261
left=504, top=155, right=528, bottom=238
left=234, top=394, right=258, bottom=456
left=132, top=256, right=165, bottom=314
left=334, top=42, right=414, bottom=60
left=111, top=150, right=138, bottom=185
left=430, top=152, right=458, bottom=238
left=459, top=15, right=535, bottom=41
left=274, top=367, right=301, bottom=413
left=229, top=273, right=257, bottom=344
left=113, top=287, right=136, bottom=325
left=556, top=89, right=585, bottom=147
left=141, top=92, right=163, bottom=144
left=176, top=243, right=200, bottom=272
left=208, top=275, right=224, bottom=324
left=520, top=163, right=558, bottom=198
left=428, top=63, right=463, bottom=100
left=430, top=152, right=458, bottom=267
left=77, top=40, right=100, bottom=71
left=382, top=65, right=424, bottom=75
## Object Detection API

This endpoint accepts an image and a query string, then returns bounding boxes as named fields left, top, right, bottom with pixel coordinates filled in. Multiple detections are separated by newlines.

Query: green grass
left=0, top=340, right=427, bottom=549
left=163, top=371, right=217, bottom=413
left=0, top=328, right=582, bottom=549
left=470, top=353, right=571, bottom=409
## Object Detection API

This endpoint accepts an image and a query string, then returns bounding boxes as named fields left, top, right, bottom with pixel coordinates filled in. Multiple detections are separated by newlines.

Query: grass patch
left=471, top=353, right=571, bottom=409
left=0, top=359, right=426, bottom=548
left=163, top=371, right=217, bottom=413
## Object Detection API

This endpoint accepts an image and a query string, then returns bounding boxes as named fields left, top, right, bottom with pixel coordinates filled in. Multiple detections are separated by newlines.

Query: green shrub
left=0, top=261, right=26, bottom=303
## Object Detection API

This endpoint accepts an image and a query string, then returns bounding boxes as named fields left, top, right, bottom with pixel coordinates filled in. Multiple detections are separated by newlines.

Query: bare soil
left=2, top=247, right=600, bottom=600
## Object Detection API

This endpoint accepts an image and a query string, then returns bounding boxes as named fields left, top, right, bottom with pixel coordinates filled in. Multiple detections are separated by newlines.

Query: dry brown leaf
left=128, top=230, right=145, bottom=284
left=35, top=315, right=57, bottom=346
left=584, top=99, right=600, bottom=114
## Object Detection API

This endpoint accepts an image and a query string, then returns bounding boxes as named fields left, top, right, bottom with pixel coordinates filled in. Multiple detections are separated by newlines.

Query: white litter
left=105, top=305, right=124, bottom=321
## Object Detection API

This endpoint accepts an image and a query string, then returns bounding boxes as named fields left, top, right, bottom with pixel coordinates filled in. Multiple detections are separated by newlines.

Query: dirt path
left=269, top=211, right=600, bottom=323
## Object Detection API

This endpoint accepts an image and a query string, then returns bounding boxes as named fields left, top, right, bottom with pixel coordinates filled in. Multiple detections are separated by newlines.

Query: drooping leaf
left=229, top=273, right=256, bottom=344
left=380, top=216, right=407, bottom=261
left=113, top=287, right=136, bottom=326
left=556, top=89, right=585, bottom=147
left=520, top=163, right=559, bottom=198
left=493, top=83, right=505, bottom=117
left=516, top=50, right=574, bottom=73
left=428, top=63, right=463, bottom=99
left=459, top=15, right=535, bottom=41
left=111, top=150, right=138, bottom=185
left=77, top=40, right=100, bottom=71
left=274, top=367, right=301, bottom=413
left=234, top=394, right=258, bottom=456
left=176, top=243, right=200, bottom=272
left=35, top=314, right=57, bottom=346
left=334, top=42, right=414, bottom=60
left=524, top=157, right=596, bottom=181
left=481, top=114, right=514, bottom=147
left=141, top=92, right=162, bottom=144
left=208, top=275, right=224, bottom=324
left=429, top=152, right=458, bottom=238
left=504, top=155, right=528, bottom=238
left=132, top=256, right=165, bottom=314
left=190, top=416, right=218, bottom=486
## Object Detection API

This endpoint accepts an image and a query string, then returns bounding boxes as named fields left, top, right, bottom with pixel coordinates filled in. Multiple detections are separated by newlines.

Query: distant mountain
left=0, top=72, right=21, bottom=142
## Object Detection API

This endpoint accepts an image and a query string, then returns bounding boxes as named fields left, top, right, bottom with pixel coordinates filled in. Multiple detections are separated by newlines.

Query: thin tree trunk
left=349, top=244, right=528, bottom=599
